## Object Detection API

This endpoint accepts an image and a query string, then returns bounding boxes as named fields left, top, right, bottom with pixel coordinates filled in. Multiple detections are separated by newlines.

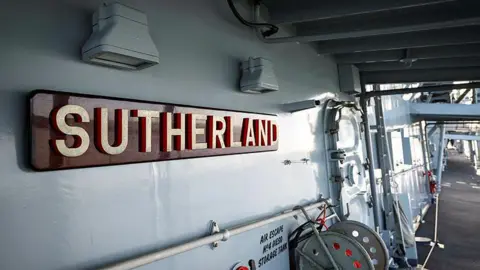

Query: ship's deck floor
left=416, top=150, right=480, bottom=269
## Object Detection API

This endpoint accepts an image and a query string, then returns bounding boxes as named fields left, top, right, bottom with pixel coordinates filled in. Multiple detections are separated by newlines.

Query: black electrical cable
left=226, top=0, right=279, bottom=37
left=288, top=221, right=314, bottom=241
left=288, top=220, right=324, bottom=250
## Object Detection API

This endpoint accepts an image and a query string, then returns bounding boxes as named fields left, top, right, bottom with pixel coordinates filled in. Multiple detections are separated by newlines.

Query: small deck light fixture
left=240, top=57, right=279, bottom=94
left=82, top=2, right=159, bottom=70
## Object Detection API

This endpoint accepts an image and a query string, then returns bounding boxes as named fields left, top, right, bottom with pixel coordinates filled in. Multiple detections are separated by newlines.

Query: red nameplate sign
left=30, top=90, right=278, bottom=171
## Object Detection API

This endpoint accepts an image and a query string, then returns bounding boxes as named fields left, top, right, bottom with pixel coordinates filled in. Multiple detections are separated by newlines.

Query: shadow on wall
left=0, top=90, right=31, bottom=172
left=0, top=1, right=94, bottom=172
left=308, top=107, right=330, bottom=200
left=1, top=0, right=93, bottom=62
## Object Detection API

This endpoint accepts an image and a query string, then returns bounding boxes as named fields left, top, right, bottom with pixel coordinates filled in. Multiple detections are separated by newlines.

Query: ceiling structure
left=260, top=0, right=480, bottom=84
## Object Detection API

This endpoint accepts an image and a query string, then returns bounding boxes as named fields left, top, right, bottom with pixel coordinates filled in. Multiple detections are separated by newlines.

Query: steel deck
left=416, top=150, right=480, bottom=269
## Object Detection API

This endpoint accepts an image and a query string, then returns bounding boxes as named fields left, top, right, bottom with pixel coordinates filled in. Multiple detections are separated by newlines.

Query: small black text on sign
left=258, top=225, right=288, bottom=267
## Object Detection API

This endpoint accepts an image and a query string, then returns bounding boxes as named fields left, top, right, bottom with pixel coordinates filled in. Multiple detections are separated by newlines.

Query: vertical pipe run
left=469, top=140, right=475, bottom=164
left=472, top=140, right=478, bottom=168
left=476, top=140, right=480, bottom=169
left=473, top=88, right=478, bottom=104
left=419, top=121, right=431, bottom=199
left=373, top=93, right=395, bottom=232
left=435, top=124, right=446, bottom=192
left=425, top=123, right=434, bottom=171
left=420, top=121, right=430, bottom=172
left=422, top=194, right=440, bottom=269
left=360, top=81, right=381, bottom=232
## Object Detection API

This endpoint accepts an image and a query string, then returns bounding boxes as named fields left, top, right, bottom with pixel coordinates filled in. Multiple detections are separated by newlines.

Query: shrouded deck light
left=240, top=57, right=279, bottom=94
left=82, top=2, right=159, bottom=70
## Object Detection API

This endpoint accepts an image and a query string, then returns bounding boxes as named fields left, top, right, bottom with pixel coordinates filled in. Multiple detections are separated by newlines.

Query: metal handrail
left=392, top=164, right=424, bottom=177
left=99, top=200, right=330, bottom=270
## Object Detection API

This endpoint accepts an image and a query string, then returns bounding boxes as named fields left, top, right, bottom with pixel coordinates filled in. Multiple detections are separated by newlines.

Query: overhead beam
left=363, top=82, right=480, bottom=98
left=335, top=44, right=480, bottom=64
left=266, top=0, right=455, bottom=24
left=289, top=18, right=480, bottom=43
left=362, top=67, right=480, bottom=84
left=295, top=3, right=480, bottom=41
left=356, top=57, right=480, bottom=71
left=445, top=133, right=480, bottom=141
left=314, top=26, right=480, bottom=54
left=411, top=103, right=480, bottom=121
left=335, top=50, right=405, bottom=64
left=443, top=122, right=480, bottom=133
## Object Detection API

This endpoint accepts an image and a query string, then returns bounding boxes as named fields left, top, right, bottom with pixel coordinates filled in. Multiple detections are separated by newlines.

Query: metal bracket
left=331, top=175, right=344, bottom=183
left=430, top=241, right=445, bottom=249
left=344, top=203, right=350, bottom=219
left=399, top=49, right=417, bottom=68
left=210, top=220, right=220, bottom=249
left=367, top=195, right=374, bottom=208
left=328, top=123, right=340, bottom=135
left=329, top=149, right=346, bottom=163
left=363, top=158, right=371, bottom=170
left=283, top=158, right=310, bottom=165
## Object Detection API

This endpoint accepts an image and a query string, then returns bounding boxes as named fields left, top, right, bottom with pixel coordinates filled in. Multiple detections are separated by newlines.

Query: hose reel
left=296, top=221, right=388, bottom=270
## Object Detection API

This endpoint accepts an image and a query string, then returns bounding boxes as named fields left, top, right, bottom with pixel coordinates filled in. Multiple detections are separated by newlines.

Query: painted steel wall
left=393, top=167, right=429, bottom=218
left=367, top=95, right=413, bottom=128
left=0, top=0, right=340, bottom=269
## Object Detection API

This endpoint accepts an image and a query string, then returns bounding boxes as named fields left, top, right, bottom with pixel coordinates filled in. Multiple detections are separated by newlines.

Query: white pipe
left=422, top=194, right=440, bottom=269
left=391, top=165, right=424, bottom=177
left=100, top=200, right=328, bottom=270
left=434, top=196, right=439, bottom=243
left=282, top=99, right=320, bottom=113
left=445, top=133, right=480, bottom=141
left=435, top=124, right=446, bottom=191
